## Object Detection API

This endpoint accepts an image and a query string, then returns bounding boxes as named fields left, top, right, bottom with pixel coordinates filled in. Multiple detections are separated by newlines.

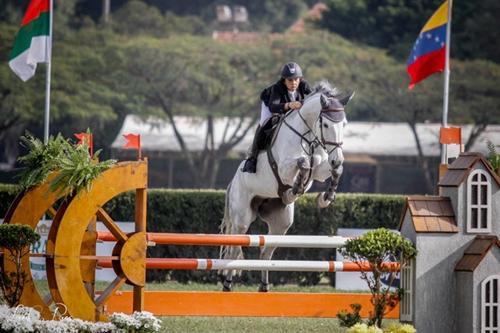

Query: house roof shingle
left=455, top=235, right=500, bottom=272
left=439, top=152, right=500, bottom=187
left=399, top=195, right=458, bottom=233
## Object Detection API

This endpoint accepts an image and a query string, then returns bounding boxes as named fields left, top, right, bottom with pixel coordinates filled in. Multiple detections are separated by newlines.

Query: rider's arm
left=267, top=85, right=288, bottom=114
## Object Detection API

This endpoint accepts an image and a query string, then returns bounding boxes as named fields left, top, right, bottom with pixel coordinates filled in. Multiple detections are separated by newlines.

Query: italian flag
left=9, top=0, right=51, bottom=82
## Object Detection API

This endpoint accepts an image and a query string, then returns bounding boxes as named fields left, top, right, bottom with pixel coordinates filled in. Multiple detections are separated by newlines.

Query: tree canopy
left=318, top=0, right=500, bottom=63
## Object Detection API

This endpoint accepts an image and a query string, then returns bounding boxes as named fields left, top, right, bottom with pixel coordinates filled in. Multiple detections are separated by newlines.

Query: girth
left=266, top=147, right=291, bottom=199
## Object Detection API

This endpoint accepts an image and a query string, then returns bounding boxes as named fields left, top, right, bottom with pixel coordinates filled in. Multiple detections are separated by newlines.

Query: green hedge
left=137, top=191, right=405, bottom=285
left=0, top=185, right=405, bottom=285
left=0, top=184, right=21, bottom=218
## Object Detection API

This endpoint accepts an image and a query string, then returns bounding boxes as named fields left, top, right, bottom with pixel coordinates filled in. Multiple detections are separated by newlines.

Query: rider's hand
left=289, top=102, right=302, bottom=110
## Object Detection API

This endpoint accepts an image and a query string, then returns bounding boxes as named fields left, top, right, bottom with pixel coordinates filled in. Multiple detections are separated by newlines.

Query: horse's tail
left=219, top=181, right=232, bottom=259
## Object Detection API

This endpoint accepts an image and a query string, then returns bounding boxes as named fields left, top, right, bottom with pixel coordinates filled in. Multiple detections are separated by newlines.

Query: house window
left=467, top=169, right=492, bottom=233
left=400, top=259, right=414, bottom=321
left=482, top=275, right=500, bottom=333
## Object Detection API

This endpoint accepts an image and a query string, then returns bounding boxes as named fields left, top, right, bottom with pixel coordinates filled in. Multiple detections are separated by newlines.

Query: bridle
left=280, top=99, right=345, bottom=157
left=318, top=113, right=344, bottom=155
left=266, top=93, right=346, bottom=199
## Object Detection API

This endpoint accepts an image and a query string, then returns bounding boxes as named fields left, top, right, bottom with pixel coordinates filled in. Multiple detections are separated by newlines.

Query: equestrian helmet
left=281, top=62, right=303, bottom=79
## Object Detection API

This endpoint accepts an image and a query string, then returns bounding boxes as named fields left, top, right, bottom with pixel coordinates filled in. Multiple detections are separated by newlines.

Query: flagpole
left=440, top=0, right=452, bottom=164
left=43, top=0, right=53, bottom=144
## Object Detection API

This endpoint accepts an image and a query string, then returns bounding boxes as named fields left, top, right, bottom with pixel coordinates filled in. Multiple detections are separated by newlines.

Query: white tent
left=111, top=115, right=500, bottom=157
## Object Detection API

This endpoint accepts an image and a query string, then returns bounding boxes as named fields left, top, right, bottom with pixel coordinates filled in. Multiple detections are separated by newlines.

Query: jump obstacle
left=1, top=160, right=399, bottom=321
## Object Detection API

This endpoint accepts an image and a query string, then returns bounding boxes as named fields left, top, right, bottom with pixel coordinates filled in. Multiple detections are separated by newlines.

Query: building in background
left=399, top=153, right=500, bottom=332
left=110, top=115, right=500, bottom=194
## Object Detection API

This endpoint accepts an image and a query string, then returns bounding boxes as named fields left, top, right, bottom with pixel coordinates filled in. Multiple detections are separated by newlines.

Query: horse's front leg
left=316, top=164, right=343, bottom=208
left=282, top=157, right=310, bottom=204
left=258, top=245, right=278, bottom=292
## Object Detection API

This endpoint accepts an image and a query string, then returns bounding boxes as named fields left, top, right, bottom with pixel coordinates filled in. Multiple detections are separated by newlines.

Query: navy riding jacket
left=260, top=79, right=312, bottom=114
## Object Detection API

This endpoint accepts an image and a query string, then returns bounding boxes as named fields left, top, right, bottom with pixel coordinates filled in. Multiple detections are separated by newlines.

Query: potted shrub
left=338, top=228, right=417, bottom=328
left=0, top=224, right=40, bottom=306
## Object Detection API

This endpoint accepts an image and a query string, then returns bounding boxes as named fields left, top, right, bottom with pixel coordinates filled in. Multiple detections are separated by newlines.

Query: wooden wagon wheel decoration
left=45, top=160, right=148, bottom=321
left=1, top=173, right=69, bottom=319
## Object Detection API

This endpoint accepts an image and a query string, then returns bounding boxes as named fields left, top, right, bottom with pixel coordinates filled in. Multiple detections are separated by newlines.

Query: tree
left=0, top=24, right=130, bottom=168
left=318, top=0, right=500, bottom=63
left=360, top=56, right=500, bottom=193
left=339, top=228, right=417, bottom=328
left=0, top=224, right=40, bottom=306
left=448, top=60, right=500, bottom=150
left=110, top=35, right=274, bottom=187
left=110, top=1, right=207, bottom=37
left=485, top=140, right=500, bottom=175
left=77, top=0, right=309, bottom=33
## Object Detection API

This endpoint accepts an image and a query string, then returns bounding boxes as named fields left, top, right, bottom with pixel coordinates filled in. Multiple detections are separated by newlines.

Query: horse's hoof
left=222, top=279, right=232, bottom=292
left=258, top=282, right=269, bottom=292
left=316, top=192, right=332, bottom=208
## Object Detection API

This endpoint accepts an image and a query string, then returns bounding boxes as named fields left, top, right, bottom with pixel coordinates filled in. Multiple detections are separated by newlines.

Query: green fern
left=16, top=133, right=73, bottom=190
left=49, top=145, right=116, bottom=196
left=17, top=132, right=117, bottom=195
left=486, top=140, right=500, bottom=172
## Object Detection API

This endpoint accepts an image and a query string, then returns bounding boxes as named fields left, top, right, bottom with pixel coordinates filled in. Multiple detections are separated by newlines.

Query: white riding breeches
left=259, top=102, right=272, bottom=126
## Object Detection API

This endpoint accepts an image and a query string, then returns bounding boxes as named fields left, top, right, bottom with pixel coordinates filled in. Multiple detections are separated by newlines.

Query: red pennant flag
left=123, top=134, right=140, bottom=149
left=440, top=127, right=461, bottom=144
left=123, top=133, right=142, bottom=159
left=74, top=132, right=93, bottom=157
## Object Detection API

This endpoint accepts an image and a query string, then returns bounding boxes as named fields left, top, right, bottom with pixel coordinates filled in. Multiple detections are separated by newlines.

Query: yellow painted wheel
left=45, top=161, right=148, bottom=321
left=1, top=175, right=63, bottom=319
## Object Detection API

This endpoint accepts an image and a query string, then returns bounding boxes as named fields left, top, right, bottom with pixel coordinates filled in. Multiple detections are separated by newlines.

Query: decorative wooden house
left=399, top=152, right=500, bottom=333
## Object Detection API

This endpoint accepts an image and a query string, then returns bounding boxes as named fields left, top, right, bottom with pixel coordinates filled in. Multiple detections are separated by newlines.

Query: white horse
left=220, top=82, right=353, bottom=292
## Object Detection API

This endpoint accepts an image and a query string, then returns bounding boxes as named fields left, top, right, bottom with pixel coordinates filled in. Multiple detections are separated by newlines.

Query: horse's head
left=303, top=81, right=354, bottom=169
left=318, top=91, right=354, bottom=168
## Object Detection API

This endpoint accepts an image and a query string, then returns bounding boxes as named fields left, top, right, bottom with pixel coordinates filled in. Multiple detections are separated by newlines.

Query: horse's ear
left=320, top=94, right=329, bottom=109
left=339, top=91, right=355, bottom=107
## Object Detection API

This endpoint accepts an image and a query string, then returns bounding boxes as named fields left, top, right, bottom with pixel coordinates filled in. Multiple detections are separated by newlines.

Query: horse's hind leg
left=258, top=200, right=294, bottom=292
left=222, top=199, right=256, bottom=292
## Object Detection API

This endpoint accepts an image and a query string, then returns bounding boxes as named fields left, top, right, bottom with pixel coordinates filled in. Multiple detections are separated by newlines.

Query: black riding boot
left=242, top=126, right=263, bottom=173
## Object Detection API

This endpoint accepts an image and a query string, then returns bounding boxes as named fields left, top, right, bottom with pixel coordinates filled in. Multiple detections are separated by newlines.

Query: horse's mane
left=311, top=80, right=342, bottom=99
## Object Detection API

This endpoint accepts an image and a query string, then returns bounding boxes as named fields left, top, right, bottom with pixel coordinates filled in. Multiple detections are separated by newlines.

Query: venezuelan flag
left=407, top=1, right=449, bottom=89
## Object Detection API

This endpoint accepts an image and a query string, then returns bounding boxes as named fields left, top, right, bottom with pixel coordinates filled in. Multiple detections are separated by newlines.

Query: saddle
left=261, top=115, right=292, bottom=200
left=257, top=115, right=281, bottom=150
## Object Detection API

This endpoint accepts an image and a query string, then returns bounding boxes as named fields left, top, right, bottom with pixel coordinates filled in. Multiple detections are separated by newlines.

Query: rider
left=242, top=62, right=312, bottom=173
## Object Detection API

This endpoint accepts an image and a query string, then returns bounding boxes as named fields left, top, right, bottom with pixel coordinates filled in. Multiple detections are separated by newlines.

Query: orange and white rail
left=97, top=231, right=349, bottom=248
left=98, top=258, right=399, bottom=272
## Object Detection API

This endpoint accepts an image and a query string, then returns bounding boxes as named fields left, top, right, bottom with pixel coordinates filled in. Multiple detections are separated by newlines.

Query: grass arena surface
left=35, top=280, right=370, bottom=293
left=33, top=280, right=384, bottom=332
left=160, top=316, right=346, bottom=333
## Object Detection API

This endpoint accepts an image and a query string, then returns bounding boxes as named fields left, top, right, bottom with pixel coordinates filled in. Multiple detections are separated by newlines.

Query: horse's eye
left=323, top=123, right=328, bottom=128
